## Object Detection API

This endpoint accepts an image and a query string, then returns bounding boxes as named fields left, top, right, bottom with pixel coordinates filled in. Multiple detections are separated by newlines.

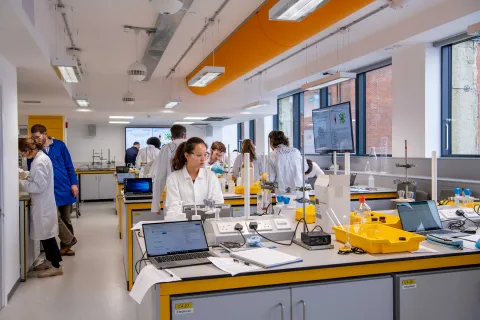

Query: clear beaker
left=397, top=190, right=405, bottom=199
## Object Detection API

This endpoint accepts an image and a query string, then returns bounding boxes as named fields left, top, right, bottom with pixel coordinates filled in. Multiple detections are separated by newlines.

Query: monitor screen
left=397, top=201, right=443, bottom=232
left=312, top=102, right=354, bottom=153
left=143, top=221, right=208, bottom=256
left=124, top=178, right=152, bottom=194
left=125, top=127, right=171, bottom=150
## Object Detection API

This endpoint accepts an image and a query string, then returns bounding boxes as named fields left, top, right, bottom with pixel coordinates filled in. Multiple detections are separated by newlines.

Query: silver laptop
left=397, top=201, right=468, bottom=237
left=124, top=178, right=153, bottom=200
left=142, top=220, right=213, bottom=269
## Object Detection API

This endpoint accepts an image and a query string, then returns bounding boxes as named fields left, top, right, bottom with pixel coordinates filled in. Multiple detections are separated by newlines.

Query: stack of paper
left=130, top=265, right=181, bottom=304
left=230, top=247, right=303, bottom=268
left=208, top=257, right=261, bottom=276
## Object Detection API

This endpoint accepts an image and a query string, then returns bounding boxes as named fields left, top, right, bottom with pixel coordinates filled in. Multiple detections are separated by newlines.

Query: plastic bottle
left=463, top=189, right=473, bottom=208
left=368, top=175, right=375, bottom=188
left=453, top=188, right=461, bottom=206
left=354, top=196, right=371, bottom=221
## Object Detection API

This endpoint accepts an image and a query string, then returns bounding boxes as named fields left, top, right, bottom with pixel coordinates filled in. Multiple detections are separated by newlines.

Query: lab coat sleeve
left=61, top=143, right=78, bottom=185
left=151, top=149, right=168, bottom=212
left=208, top=171, right=224, bottom=204
left=231, top=155, right=242, bottom=179
left=268, top=155, right=277, bottom=182
left=135, top=149, right=142, bottom=169
left=19, top=160, right=49, bottom=194
left=165, top=173, right=182, bottom=212
left=313, top=162, right=324, bottom=176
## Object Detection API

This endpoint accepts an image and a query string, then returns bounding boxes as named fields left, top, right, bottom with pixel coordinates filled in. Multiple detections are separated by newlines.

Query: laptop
left=124, top=178, right=153, bottom=200
left=397, top=201, right=468, bottom=237
left=117, top=172, right=136, bottom=183
left=142, top=221, right=213, bottom=269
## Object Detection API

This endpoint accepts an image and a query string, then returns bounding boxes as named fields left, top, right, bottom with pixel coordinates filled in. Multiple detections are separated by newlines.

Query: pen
left=163, top=269, right=175, bottom=277
left=233, top=258, right=250, bottom=266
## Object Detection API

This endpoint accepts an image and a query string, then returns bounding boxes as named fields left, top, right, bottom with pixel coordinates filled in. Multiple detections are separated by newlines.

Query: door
left=171, top=288, right=291, bottom=320
left=97, top=174, right=115, bottom=200
left=291, top=277, right=393, bottom=320
left=80, top=175, right=99, bottom=200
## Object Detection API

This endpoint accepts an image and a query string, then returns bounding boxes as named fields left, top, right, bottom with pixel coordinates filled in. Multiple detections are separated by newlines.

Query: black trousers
left=40, top=237, right=62, bottom=268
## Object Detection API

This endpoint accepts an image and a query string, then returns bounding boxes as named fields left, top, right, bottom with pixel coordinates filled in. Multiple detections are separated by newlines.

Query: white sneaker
left=38, top=266, right=63, bottom=278
left=33, top=261, right=52, bottom=271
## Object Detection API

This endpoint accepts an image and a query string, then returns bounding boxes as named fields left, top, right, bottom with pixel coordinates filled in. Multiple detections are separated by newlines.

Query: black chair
left=415, top=190, right=431, bottom=201
left=439, top=189, right=454, bottom=201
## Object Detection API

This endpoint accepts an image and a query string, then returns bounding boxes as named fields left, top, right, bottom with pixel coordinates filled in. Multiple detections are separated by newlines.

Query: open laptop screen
left=143, top=221, right=209, bottom=256
left=397, top=201, right=443, bottom=232
left=124, top=178, right=152, bottom=194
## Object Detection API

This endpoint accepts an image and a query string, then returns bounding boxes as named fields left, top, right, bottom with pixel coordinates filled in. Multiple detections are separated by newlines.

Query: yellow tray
left=234, top=185, right=262, bottom=195
left=333, top=224, right=425, bottom=254
left=350, top=211, right=402, bottom=229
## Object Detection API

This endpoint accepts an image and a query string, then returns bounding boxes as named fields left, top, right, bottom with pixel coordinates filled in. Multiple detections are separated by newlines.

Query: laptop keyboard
left=154, top=251, right=211, bottom=263
left=418, top=229, right=454, bottom=235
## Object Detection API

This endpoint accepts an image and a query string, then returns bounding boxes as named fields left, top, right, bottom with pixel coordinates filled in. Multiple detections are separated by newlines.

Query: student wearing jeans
left=29, top=124, right=78, bottom=256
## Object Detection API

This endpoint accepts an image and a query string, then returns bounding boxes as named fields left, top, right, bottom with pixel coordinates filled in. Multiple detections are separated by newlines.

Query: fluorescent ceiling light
left=109, top=121, right=130, bottom=124
left=173, top=121, right=194, bottom=125
left=269, top=0, right=329, bottom=22
left=165, top=101, right=180, bottom=109
left=74, top=99, right=89, bottom=107
left=161, top=110, right=175, bottom=113
left=188, top=66, right=225, bottom=87
left=52, top=58, right=82, bottom=83
left=109, top=116, right=134, bottom=119
left=243, top=100, right=269, bottom=111
left=76, top=108, right=92, bottom=112
left=184, top=117, right=208, bottom=120
left=301, top=72, right=356, bottom=91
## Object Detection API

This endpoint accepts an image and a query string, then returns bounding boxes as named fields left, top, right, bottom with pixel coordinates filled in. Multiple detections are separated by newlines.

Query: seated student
left=232, top=139, right=264, bottom=182
left=165, top=138, right=224, bottom=213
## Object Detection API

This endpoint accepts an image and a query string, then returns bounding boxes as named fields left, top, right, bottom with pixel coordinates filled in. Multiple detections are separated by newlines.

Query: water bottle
left=355, top=196, right=371, bottom=221
left=368, top=175, right=375, bottom=188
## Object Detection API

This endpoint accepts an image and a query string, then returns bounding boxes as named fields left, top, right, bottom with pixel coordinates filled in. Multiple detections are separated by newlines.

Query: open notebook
left=230, top=248, right=303, bottom=269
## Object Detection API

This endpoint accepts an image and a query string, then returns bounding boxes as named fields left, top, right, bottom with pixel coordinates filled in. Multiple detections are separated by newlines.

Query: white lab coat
left=165, top=167, right=224, bottom=213
left=150, top=139, right=186, bottom=212
left=135, top=145, right=160, bottom=176
left=305, top=161, right=324, bottom=179
left=232, top=154, right=264, bottom=182
left=269, top=145, right=307, bottom=194
left=19, top=151, right=58, bottom=241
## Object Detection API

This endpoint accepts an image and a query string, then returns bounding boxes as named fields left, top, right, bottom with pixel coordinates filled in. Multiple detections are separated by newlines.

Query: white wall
left=66, top=122, right=206, bottom=164
left=0, top=53, right=20, bottom=301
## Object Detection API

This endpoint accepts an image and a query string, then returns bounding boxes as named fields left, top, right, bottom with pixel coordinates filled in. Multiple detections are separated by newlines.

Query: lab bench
left=133, top=231, right=480, bottom=320
left=19, top=192, right=40, bottom=281
left=76, top=170, right=116, bottom=202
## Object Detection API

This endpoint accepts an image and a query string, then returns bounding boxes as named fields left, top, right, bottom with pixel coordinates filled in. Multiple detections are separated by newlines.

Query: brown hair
left=305, top=159, right=313, bottom=175
left=171, top=125, right=187, bottom=139
left=18, top=137, right=43, bottom=153
left=211, top=141, right=226, bottom=153
left=268, top=130, right=289, bottom=148
left=241, top=139, right=256, bottom=162
left=171, top=137, right=208, bottom=171
left=30, top=124, right=47, bottom=134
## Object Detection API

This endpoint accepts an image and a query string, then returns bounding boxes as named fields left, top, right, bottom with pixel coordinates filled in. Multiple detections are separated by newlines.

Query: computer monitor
left=124, top=178, right=152, bottom=194
left=397, top=201, right=443, bottom=232
left=143, top=221, right=209, bottom=257
left=312, top=102, right=354, bottom=153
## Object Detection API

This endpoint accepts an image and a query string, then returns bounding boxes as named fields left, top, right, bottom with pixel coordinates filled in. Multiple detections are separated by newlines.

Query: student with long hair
left=232, top=139, right=264, bottom=181
left=165, top=138, right=224, bottom=213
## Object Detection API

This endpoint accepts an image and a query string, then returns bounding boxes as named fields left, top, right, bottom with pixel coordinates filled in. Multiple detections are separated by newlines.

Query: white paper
left=458, top=235, right=480, bottom=243
left=131, top=220, right=165, bottom=231
left=129, top=265, right=181, bottom=304
left=208, top=257, right=261, bottom=276
left=462, top=241, right=479, bottom=250
left=410, top=245, right=438, bottom=254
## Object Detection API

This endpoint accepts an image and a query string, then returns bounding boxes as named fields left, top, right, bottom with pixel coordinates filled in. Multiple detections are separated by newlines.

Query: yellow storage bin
left=350, top=211, right=402, bottom=229
left=333, top=224, right=425, bottom=254
left=234, top=185, right=262, bottom=195
left=296, top=205, right=316, bottom=224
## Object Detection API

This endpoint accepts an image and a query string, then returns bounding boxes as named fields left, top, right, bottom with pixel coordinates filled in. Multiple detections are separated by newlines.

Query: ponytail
left=171, top=137, right=208, bottom=171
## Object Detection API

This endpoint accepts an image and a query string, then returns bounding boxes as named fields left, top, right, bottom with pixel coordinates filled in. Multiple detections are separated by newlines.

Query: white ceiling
left=9, top=0, right=480, bottom=126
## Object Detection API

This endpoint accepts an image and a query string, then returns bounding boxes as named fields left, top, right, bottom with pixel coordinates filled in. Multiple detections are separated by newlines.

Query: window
left=278, top=96, right=294, bottom=144
left=302, top=89, right=320, bottom=154
left=249, top=120, right=256, bottom=144
left=442, top=38, right=480, bottom=156
left=365, top=65, right=393, bottom=155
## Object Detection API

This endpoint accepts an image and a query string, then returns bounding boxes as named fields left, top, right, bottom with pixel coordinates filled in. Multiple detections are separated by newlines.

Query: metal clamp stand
left=394, top=140, right=416, bottom=194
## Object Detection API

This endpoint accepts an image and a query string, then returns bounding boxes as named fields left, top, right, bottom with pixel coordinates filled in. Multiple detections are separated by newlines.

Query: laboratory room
left=1, top=0, right=480, bottom=319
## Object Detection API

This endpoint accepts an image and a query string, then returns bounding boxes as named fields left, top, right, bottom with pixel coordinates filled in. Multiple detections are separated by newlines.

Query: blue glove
left=211, top=164, right=224, bottom=175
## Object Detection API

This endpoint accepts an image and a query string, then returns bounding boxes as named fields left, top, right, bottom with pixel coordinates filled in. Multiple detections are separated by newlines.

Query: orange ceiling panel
left=186, top=0, right=375, bottom=95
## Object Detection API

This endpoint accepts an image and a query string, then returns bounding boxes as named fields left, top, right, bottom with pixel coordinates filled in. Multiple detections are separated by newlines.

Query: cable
left=311, top=225, right=323, bottom=232
left=220, top=230, right=246, bottom=249
left=252, top=218, right=307, bottom=246
left=263, top=202, right=273, bottom=215
left=135, top=250, right=149, bottom=275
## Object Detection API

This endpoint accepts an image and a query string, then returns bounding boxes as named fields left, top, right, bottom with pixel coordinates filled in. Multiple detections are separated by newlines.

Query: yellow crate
left=350, top=211, right=402, bottom=229
left=234, top=185, right=262, bottom=195
left=333, top=224, right=425, bottom=254
left=296, top=205, right=316, bottom=224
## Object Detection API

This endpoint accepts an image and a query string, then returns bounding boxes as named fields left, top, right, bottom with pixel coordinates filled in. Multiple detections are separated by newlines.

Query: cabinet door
left=98, top=174, right=115, bottom=200
left=291, top=277, right=393, bottom=320
left=80, top=175, right=99, bottom=200
left=171, top=288, right=291, bottom=320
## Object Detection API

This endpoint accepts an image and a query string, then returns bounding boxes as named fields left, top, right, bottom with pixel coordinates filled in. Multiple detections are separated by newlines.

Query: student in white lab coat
left=232, top=139, right=264, bottom=182
left=151, top=125, right=187, bottom=213
left=18, top=137, right=63, bottom=278
left=206, top=141, right=226, bottom=170
left=166, top=138, right=224, bottom=213
left=135, top=137, right=161, bottom=177
left=268, top=130, right=306, bottom=195
left=305, top=159, right=324, bottom=179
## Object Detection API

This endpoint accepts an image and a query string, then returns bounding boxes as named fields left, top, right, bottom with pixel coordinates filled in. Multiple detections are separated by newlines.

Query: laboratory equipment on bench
left=437, top=206, right=480, bottom=222
left=394, top=140, right=416, bottom=197
left=182, top=204, right=232, bottom=221
left=354, top=197, right=371, bottom=221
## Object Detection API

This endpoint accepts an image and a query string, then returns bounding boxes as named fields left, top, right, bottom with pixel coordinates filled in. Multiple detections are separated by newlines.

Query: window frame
left=440, top=38, right=480, bottom=158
